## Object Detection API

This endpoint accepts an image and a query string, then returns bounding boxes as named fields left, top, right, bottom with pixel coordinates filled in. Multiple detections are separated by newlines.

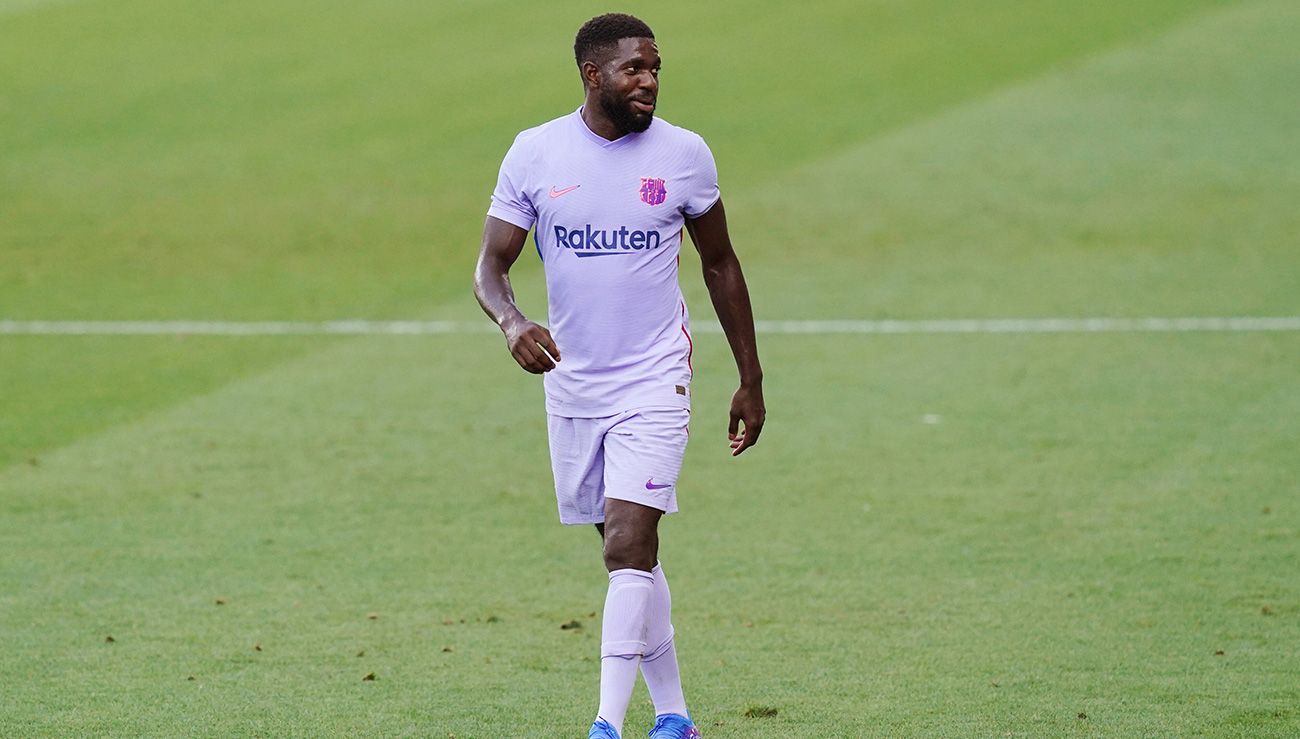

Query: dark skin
left=473, top=36, right=764, bottom=573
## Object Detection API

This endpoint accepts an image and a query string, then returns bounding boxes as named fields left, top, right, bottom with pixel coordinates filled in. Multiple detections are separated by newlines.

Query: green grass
left=0, top=0, right=1237, bottom=462
left=2, top=0, right=1298, bottom=735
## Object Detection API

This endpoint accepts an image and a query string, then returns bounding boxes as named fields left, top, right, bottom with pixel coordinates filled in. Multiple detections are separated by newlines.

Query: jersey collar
left=573, top=107, right=643, bottom=150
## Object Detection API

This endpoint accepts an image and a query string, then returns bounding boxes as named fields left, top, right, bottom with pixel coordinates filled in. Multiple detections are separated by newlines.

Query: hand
left=728, top=382, right=765, bottom=456
left=502, top=317, right=561, bottom=374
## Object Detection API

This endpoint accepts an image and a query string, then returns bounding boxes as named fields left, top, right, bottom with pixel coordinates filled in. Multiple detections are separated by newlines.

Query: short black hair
left=574, top=13, right=654, bottom=67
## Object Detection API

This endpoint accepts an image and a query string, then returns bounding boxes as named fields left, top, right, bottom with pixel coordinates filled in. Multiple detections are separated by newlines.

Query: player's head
left=574, top=13, right=659, bottom=134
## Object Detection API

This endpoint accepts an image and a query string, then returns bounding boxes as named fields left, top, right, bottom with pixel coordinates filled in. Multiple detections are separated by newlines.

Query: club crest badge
left=639, top=177, right=667, bottom=206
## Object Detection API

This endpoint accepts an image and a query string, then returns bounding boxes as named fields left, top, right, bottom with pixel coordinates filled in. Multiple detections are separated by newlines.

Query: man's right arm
left=473, top=215, right=561, bottom=374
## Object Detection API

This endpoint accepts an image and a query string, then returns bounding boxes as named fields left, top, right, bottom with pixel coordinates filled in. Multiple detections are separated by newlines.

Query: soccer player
left=472, top=13, right=765, bottom=739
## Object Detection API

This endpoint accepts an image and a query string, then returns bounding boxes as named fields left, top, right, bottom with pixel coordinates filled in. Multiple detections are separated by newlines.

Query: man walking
left=473, top=13, right=764, bottom=738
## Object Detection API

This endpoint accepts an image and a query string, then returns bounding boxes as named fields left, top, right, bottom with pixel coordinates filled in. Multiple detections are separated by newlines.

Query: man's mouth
left=630, top=99, right=655, bottom=114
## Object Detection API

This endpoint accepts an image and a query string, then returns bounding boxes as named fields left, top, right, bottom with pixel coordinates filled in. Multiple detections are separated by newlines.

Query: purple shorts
left=546, top=407, right=691, bottom=525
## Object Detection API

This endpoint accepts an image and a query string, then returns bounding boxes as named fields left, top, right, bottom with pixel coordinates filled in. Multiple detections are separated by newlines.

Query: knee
left=602, top=523, right=657, bottom=572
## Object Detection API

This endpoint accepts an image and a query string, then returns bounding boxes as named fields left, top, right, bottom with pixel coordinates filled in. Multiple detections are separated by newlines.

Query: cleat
left=648, top=713, right=700, bottom=738
left=589, top=717, right=621, bottom=739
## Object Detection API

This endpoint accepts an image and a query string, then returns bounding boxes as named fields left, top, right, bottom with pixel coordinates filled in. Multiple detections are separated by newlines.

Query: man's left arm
left=685, top=197, right=765, bottom=456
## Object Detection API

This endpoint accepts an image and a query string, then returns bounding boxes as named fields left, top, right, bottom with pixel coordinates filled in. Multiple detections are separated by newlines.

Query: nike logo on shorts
left=645, top=479, right=672, bottom=490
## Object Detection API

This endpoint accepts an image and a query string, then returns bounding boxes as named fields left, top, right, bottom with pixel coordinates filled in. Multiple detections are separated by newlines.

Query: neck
left=580, top=98, right=626, bottom=141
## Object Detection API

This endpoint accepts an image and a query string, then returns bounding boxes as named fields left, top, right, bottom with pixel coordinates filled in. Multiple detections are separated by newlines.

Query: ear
left=580, top=59, right=602, bottom=90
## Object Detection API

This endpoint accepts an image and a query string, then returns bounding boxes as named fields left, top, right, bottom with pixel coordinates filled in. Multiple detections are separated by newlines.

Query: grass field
left=2, top=0, right=1298, bottom=736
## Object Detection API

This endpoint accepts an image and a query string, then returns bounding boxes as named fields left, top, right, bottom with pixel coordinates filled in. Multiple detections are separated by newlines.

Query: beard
left=598, top=87, right=653, bottom=134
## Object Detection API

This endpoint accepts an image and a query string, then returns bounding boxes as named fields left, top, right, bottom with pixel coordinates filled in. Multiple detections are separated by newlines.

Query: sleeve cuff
left=487, top=204, right=535, bottom=231
left=684, top=192, right=721, bottom=219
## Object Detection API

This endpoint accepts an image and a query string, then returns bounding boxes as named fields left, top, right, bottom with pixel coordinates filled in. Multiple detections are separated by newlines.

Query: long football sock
left=640, top=561, right=688, bottom=717
left=597, top=568, right=654, bottom=735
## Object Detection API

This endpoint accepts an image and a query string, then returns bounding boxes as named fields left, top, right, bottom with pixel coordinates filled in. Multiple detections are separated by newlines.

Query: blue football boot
left=589, top=717, right=621, bottom=739
left=648, top=713, right=700, bottom=738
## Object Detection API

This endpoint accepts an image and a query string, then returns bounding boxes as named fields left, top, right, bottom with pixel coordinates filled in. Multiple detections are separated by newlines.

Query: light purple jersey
left=488, top=109, right=720, bottom=417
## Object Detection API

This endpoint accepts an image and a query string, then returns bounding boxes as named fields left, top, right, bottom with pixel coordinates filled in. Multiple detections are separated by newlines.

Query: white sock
left=641, top=562, right=689, bottom=718
left=597, top=568, right=654, bottom=735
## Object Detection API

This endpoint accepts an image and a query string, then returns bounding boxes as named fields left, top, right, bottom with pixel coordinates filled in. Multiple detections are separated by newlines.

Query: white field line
left=1, top=317, right=1299, bottom=336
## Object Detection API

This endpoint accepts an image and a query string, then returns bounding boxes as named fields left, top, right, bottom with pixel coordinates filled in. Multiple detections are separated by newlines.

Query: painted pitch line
left=750, top=317, right=1300, bottom=334
left=2, top=317, right=1299, bottom=336
left=0, top=320, right=481, bottom=336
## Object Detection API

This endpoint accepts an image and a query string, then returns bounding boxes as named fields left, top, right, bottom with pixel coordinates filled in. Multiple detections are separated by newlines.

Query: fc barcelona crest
left=639, top=177, right=667, bottom=206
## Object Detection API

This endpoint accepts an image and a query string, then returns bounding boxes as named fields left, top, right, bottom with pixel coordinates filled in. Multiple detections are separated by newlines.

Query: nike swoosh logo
left=549, top=184, right=580, bottom=198
left=645, top=479, right=672, bottom=490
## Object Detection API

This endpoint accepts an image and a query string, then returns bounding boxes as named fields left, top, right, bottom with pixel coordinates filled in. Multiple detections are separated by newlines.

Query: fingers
left=537, top=327, right=561, bottom=363
left=736, top=418, right=763, bottom=455
left=730, top=412, right=764, bottom=456
left=729, top=428, right=745, bottom=454
left=508, top=325, right=560, bottom=374
left=511, top=346, right=547, bottom=373
left=530, top=338, right=557, bottom=372
left=512, top=341, right=554, bottom=373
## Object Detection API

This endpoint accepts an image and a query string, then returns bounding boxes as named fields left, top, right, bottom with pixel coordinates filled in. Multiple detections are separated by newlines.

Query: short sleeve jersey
left=488, top=108, right=720, bottom=418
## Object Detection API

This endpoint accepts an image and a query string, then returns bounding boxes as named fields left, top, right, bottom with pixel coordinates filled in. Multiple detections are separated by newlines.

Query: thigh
left=602, top=408, right=691, bottom=515
left=547, top=414, right=612, bottom=525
